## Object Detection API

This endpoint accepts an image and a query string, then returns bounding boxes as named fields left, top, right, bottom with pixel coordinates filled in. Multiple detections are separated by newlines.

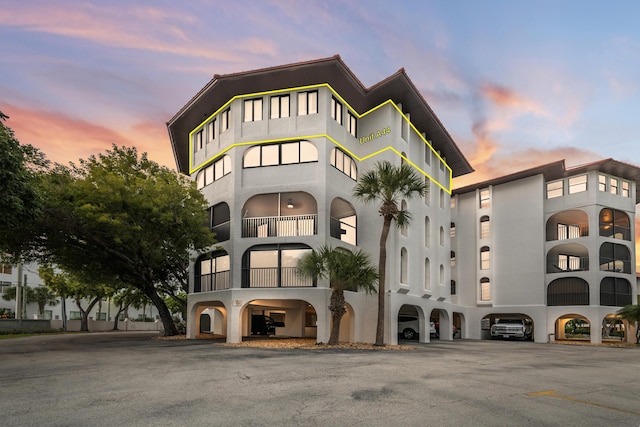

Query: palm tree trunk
left=328, top=289, right=346, bottom=345
left=375, top=216, right=392, bottom=346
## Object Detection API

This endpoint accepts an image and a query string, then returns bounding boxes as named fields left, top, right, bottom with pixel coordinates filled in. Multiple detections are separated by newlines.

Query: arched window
left=330, top=198, right=357, bottom=245
left=600, top=277, right=632, bottom=306
left=208, top=202, right=230, bottom=242
left=439, top=226, right=444, bottom=246
left=599, top=242, right=631, bottom=273
left=425, top=216, right=431, bottom=248
left=480, top=246, right=490, bottom=270
left=547, top=277, right=589, bottom=306
left=400, top=248, right=408, bottom=284
left=599, top=208, right=630, bottom=240
left=546, top=210, right=588, bottom=241
left=244, top=141, right=318, bottom=168
left=439, top=189, right=445, bottom=208
left=329, top=147, right=357, bottom=180
left=401, top=200, right=408, bottom=236
left=439, top=264, right=445, bottom=285
left=480, top=278, right=490, bottom=301
left=480, top=216, right=490, bottom=239
left=242, top=244, right=313, bottom=288
left=195, top=251, right=230, bottom=292
left=196, top=155, right=232, bottom=189
left=424, top=258, right=431, bottom=290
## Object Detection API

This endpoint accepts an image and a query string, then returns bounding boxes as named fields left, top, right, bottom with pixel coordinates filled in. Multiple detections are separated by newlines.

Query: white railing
left=242, top=214, right=317, bottom=238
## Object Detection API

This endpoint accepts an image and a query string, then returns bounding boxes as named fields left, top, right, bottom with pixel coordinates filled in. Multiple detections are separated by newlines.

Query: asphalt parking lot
left=0, top=332, right=639, bottom=426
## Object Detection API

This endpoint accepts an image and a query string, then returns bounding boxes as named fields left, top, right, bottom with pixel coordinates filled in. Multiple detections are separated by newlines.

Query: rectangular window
left=270, top=95, right=290, bottom=119
left=558, top=223, right=580, bottom=240
left=480, top=250, right=490, bottom=270
left=480, top=219, right=490, bottom=239
left=298, top=91, right=318, bottom=115
left=480, top=188, right=490, bottom=208
left=69, top=311, right=81, bottom=320
left=195, top=130, right=203, bottom=151
left=558, top=254, right=581, bottom=271
left=331, top=97, right=343, bottom=125
left=480, top=280, right=491, bottom=301
left=622, top=181, right=630, bottom=198
left=546, top=180, right=563, bottom=199
left=568, top=175, right=587, bottom=194
left=1, top=264, right=11, bottom=275
left=244, top=98, right=263, bottom=122
left=610, top=177, right=619, bottom=195
left=598, top=174, right=607, bottom=192
left=450, top=197, right=456, bottom=209
left=207, top=119, right=216, bottom=144
left=221, top=108, right=230, bottom=131
left=347, top=111, right=357, bottom=137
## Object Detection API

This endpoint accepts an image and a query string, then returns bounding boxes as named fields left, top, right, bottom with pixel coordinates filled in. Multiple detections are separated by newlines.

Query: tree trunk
left=144, top=287, right=178, bottom=336
left=112, top=302, right=129, bottom=331
left=78, top=297, right=101, bottom=332
left=375, top=216, right=392, bottom=346
left=328, top=289, right=346, bottom=345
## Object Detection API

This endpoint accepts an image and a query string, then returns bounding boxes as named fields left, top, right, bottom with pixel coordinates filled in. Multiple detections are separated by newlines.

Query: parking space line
left=528, top=390, right=640, bottom=416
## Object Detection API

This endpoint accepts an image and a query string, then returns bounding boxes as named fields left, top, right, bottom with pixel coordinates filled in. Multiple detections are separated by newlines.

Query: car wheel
left=402, top=328, right=416, bottom=340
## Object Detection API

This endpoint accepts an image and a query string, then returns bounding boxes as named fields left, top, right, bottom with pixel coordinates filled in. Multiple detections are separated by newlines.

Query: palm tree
left=353, top=161, right=427, bottom=345
left=31, top=286, right=59, bottom=318
left=617, top=299, right=640, bottom=344
left=298, top=245, right=378, bottom=345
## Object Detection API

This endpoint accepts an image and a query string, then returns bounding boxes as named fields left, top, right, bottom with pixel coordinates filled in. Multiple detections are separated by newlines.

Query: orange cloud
left=481, top=82, right=547, bottom=117
left=1, top=103, right=175, bottom=169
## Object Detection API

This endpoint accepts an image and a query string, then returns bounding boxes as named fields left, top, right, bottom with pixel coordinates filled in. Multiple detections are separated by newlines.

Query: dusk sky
left=1, top=0, right=639, bottom=190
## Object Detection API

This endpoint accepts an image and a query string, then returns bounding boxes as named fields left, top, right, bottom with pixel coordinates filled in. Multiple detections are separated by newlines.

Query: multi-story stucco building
left=168, top=56, right=639, bottom=344
left=167, top=56, right=472, bottom=344
left=452, top=159, right=640, bottom=344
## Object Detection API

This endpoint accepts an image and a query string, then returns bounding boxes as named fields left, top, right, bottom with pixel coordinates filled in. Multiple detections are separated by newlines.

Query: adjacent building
left=168, top=56, right=639, bottom=344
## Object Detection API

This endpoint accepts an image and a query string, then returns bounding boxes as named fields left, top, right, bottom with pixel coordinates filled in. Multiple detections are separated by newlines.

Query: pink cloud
left=1, top=103, right=175, bottom=169
left=0, top=3, right=276, bottom=62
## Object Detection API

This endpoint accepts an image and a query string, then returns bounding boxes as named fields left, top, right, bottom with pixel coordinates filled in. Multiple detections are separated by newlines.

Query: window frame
left=244, top=98, right=263, bottom=122
left=297, top=90, right=318, bottom=116
left=347, top=111, right=357, bottom=137
left=568, top=175, right=587, bottom=194
left=243, top=141, right=318, bottom=169
left=331, top=96, right=343, bottom=125
left=270, top=94, right=290, bottom=119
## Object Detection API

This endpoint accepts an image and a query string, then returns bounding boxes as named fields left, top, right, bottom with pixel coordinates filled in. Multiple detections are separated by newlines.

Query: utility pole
left=22, top=274, right=28, bottom=319
left=15, top=264, right=23, bottom=320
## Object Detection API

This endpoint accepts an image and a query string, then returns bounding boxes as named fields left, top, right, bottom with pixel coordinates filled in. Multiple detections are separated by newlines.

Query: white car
left=397, top=315, right=438, bottom=340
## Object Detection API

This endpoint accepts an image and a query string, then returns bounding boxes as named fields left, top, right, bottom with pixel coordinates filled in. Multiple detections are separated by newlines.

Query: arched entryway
left=555, top=314, right=590, bottom=341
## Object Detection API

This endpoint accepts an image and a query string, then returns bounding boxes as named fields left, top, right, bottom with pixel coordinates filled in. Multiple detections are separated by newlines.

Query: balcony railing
left=547, top=257, right=589, bottom=273
left=242, top=267, right=314, bottom=288
left=599, top=258, right=631, bottom=274
left=242, top=214, right=317, bottom=238
left=194, top=271, right=230, bottom=293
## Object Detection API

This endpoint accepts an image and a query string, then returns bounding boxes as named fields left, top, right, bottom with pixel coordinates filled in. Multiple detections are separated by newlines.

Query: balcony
left=242, top=214, right=317, bottom=238
left=242, top=267, right=314, bottom=288
left=547, top=256, right=589, bottom=273
left=242, top=191, right=317, bottom=238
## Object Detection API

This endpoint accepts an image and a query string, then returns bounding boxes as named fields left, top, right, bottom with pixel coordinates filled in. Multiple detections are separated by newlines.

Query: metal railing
left=242, top=214, right=317, bottom=238
left=547, top=257, right=589, bottom=273
left=242, top=267, right=314, bottom=288
left=195, top=271, right=230, bottom=293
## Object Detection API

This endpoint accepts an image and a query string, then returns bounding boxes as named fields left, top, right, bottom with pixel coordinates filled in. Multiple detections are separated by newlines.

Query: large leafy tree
left=1, top=285, right=58, bottom=318
left=38, top=145, right=215, bottom=335
left=617, top=298, right=640, bottom=344
left=0, top=111, right=47, bottom=259
left=298, top=246, right=378, bottom=345
left=39, top=265, right=114, bottom=331
left=353, top=161, right=427, bottom=345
